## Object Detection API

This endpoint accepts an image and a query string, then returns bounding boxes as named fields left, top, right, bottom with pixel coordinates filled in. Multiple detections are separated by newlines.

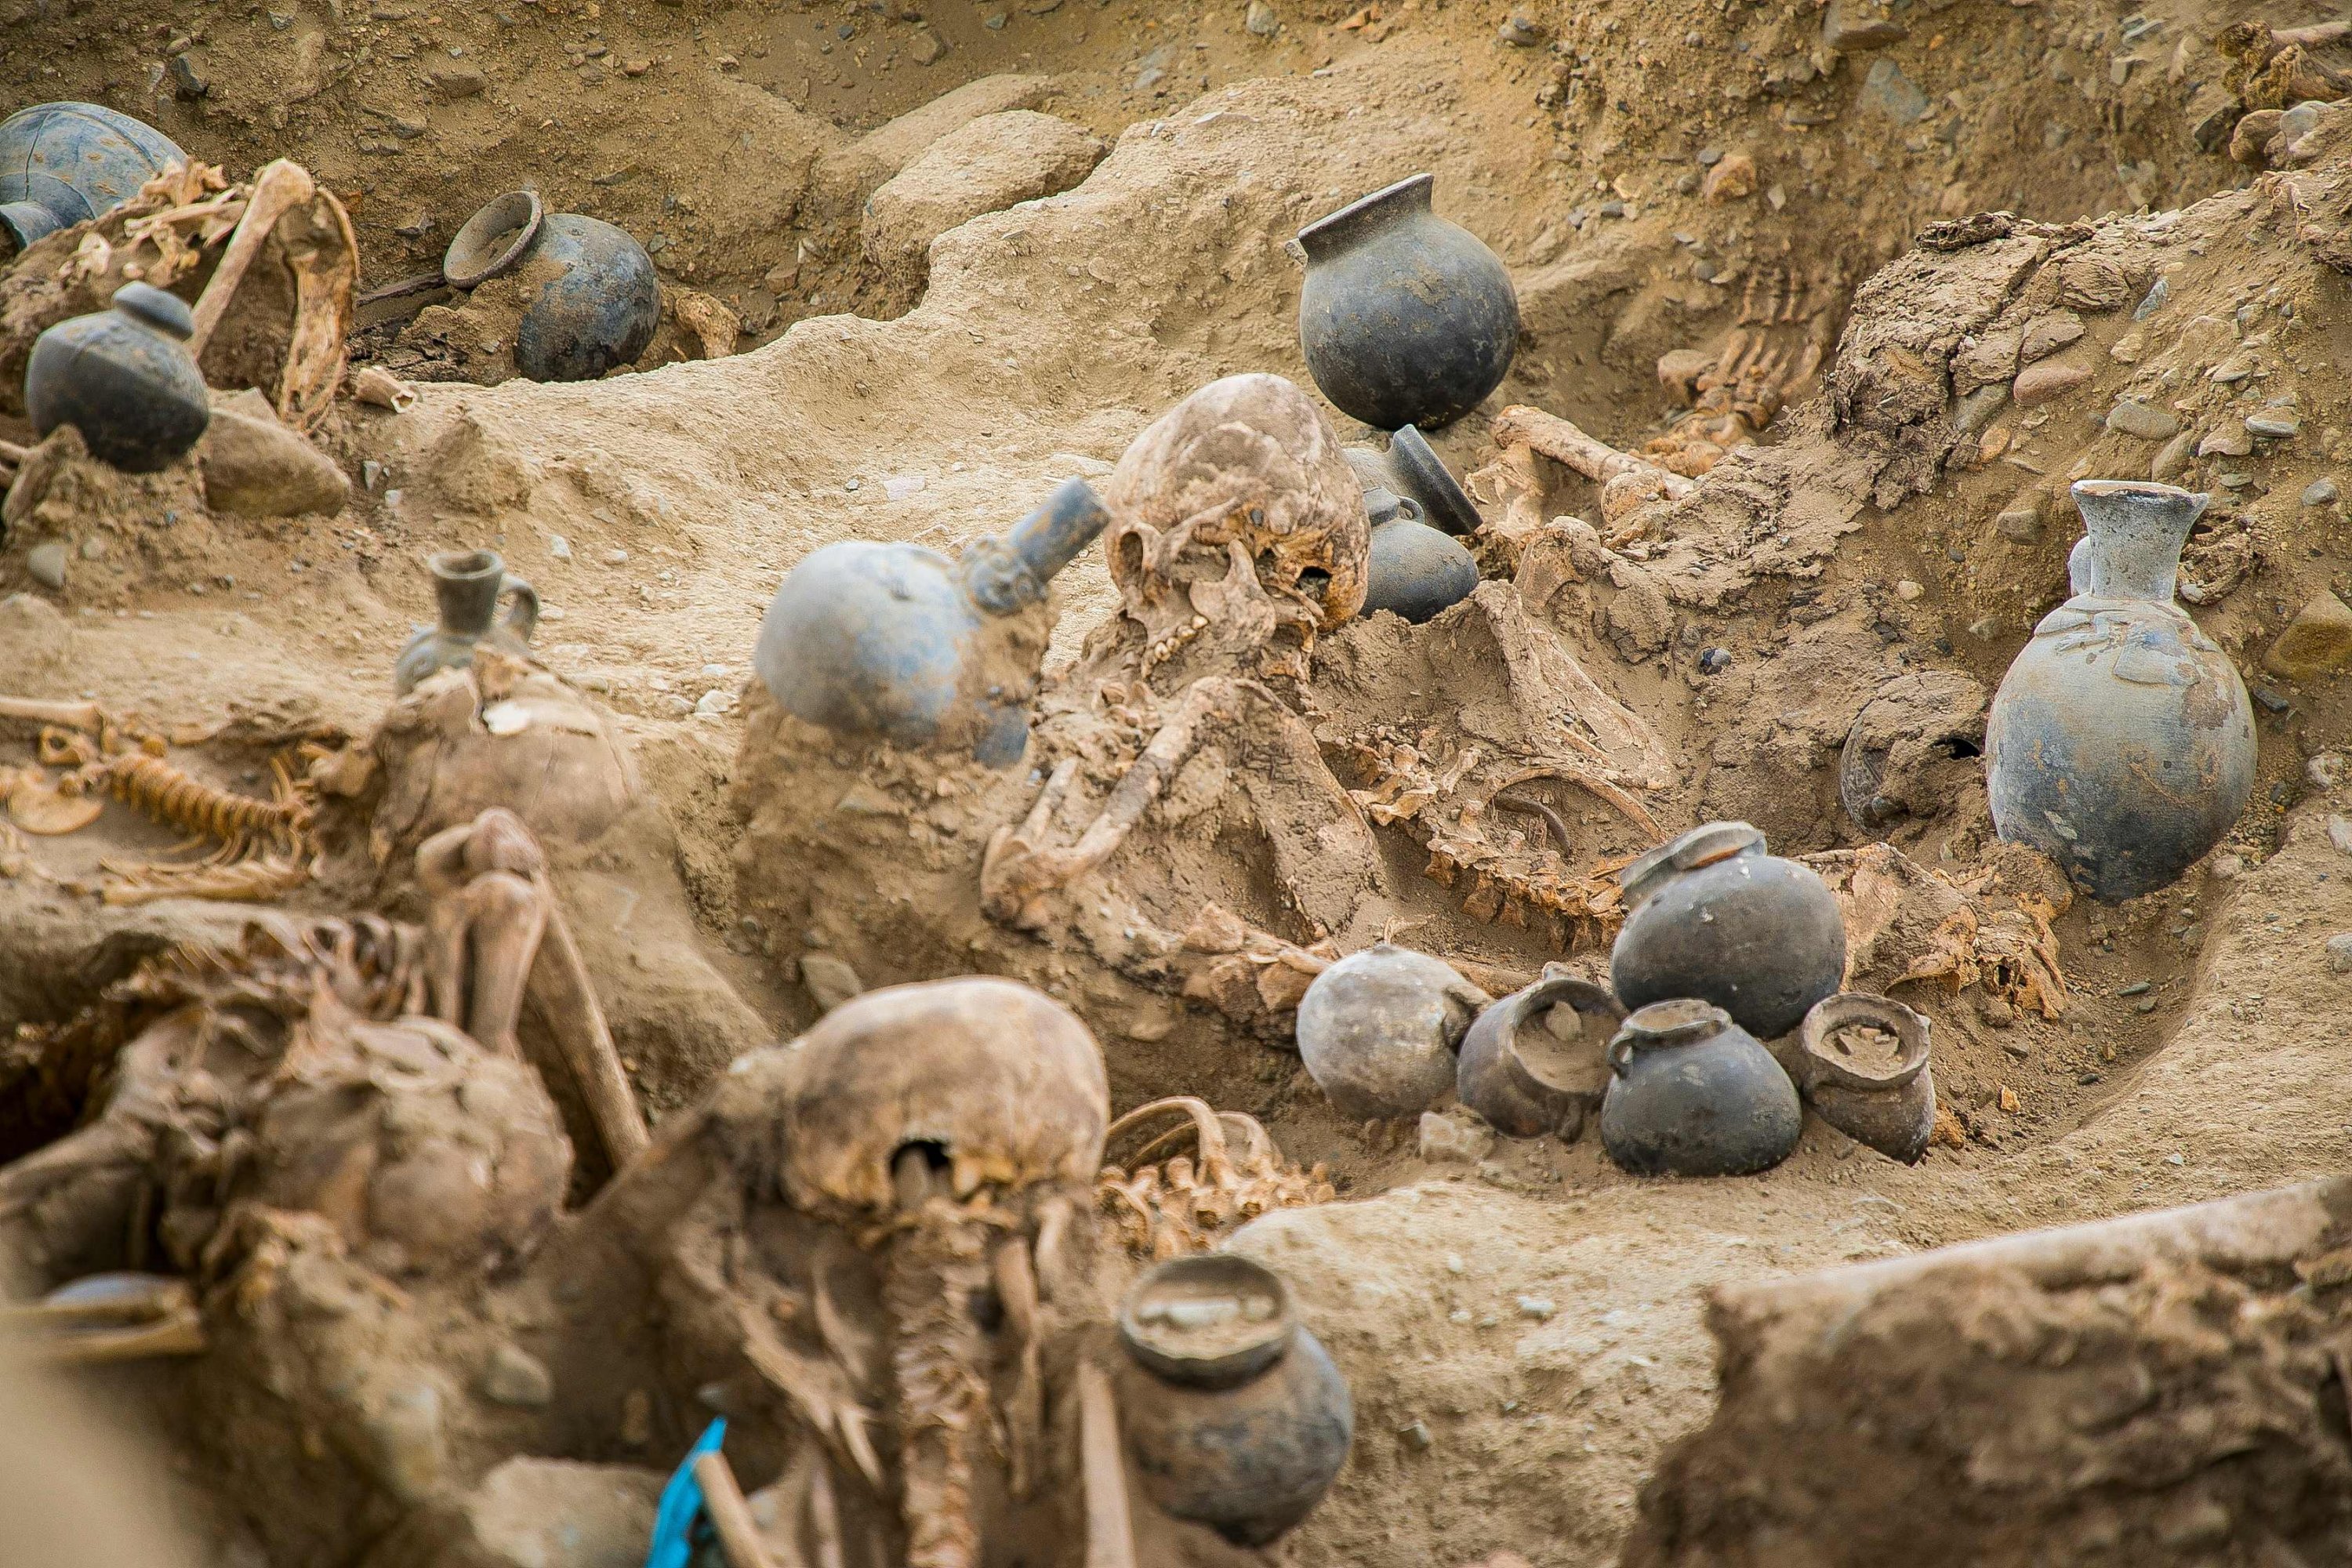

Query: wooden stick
left=693, top=1451, right=779, bottom=1568
left=528, top=897, right=652, bottom=1166
left=0, top=697, right=103, bottom=731
left=1491, top=405, right=1698, bottom=499
left=1077, top=1363, right=1138, bottom=1568
left=189, top=160, right=317, bottom=357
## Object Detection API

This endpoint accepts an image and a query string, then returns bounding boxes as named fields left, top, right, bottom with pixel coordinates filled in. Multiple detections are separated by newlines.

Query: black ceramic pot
left=1782, top=991, right=1936, bottom=1165
left=448, top=195, right=660, bottom=383
left=1610, top=821, right=1845, bottom=1041
left=0, top=102, right=185, bottom=253
left=1116, top=1254, right=1354, bottom=1547
left=1295, top=173, right=1518, bottom=432
left=1456, top=967, right=1624, bottom=1141
left=1599, top=999, right=1801, bottom=1178
left=24, top=282, right=209, bottom=472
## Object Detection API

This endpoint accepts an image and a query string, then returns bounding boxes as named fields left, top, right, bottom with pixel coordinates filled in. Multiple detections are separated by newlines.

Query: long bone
left=415, top=809, right=649, bottom=1165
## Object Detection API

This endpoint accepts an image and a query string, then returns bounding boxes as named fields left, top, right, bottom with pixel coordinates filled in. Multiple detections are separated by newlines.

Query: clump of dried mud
left=5, top=0, right=2352, bottom=1565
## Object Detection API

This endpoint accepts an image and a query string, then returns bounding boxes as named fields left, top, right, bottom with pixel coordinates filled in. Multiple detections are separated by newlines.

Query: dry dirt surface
left=6, top=0, right=2352, bottom=1563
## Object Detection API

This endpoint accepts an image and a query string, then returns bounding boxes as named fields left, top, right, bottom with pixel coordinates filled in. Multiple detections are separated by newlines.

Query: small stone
left=1857, top=57, right=1929, bottom=123
left=2196, top=420, right=2252, bottom=459
left=1497, top=12, right=1542, bottom=45
left=1967, top=615, right=2003, bottom=641
left=2264, top=590, right=2352, bottom=680
left=199, top=407, right=351, bottom=517
left=1244, top=0, right=1277, bottom=34
left=549, top=535, right=572, bottom=561
left=2013, top=360, right=2091, bottom=405
left=2018, top=310, right=2085, bottom=363
left=604, top=548, right=629, bottom=564
left=982, top=11, right=1005, bottom=28
left=1418, top=1110, right=1495, bottom=1165
left=1994, top=504, right=2042, bottom=543
left=2149, top=430, right=2195, bottom=483
left=1821, top=0, right=1907, bottom=49
left=478, top=1344, right=554, bottom=1407
left=426, top=61, right=488, bottom=98
left=2210, top=852, right=2243, bottom=881
left=168, top=54, right=209, bottom=98
left=909, top=29, right=944, bottom=64
left=1895, top=579, right=1925, bottom=601
left=800, top=953, right=864, bottom=1011
left=2247, top=412, right=2302, bottom=439
left=2253, top=684, right=2292, bottom=715
left=2327, top=814, right=2352, bottom=855
left=1515, top=1295, right=1556, bottom=1321
left=1697, top=647, right=1733, bottom=674
left=1398, top=1420, right=1434, bottom=1452
left=26, top=542, right=67, bottom=590
left=2310, top=752, right=2347, bottom=791
left=695, top=688, right=734, bottom=717
left=1701, top=152, right=1756, bottom=203
left=2106, top=398, right=2179, bottom=441
left=78, top=536, right=106, bottom=561
left=2329, top=935, right=2352, bottom=974
left=2303, top=478, right=2339, bottom=507
left=2133, top=276, right=2169, bottom=320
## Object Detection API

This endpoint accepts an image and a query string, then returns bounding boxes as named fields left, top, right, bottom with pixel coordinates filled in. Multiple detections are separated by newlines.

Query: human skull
left=1101, top=374, right=1368, bottom=685
left=745, top=976, right=1109, bottom=1224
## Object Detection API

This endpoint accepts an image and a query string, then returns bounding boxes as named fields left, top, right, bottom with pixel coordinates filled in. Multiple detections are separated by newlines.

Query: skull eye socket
left=1113, top=531, right=1146, bottom=584
left=1297, top=568, right=1333, bottom=601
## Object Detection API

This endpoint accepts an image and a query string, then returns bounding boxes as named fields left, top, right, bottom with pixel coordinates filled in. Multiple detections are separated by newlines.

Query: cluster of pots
left=1298, top=820, right=1940, bottom=1174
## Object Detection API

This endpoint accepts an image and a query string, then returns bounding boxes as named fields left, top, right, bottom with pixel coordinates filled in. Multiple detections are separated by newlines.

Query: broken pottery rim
left=1796, top=991, right=1930, bottom=1093
left=444, top=189, right=544, bottom=290
left=1618, top=820, right=1766, bottom=913
left=1118, top=1252, right=1296, bottom=1389
left=1294, top=171, right=1436, bottom=263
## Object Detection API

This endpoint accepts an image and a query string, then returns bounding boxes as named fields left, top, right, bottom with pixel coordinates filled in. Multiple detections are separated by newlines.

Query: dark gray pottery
left=1116, top=1254, right=1353, bottom=1547
left=1781, top=991, right=1936, bottom=1165
left=1610, top=821, right=1845, bottom=1041
left=394, top=548, right=540, bottom=694
left=1294, top=942, right=1485, bottom=1120
left=753, top=477, right=1109, bottom=766
left=1599, top=999, right=1801, bottom=1178
left=1344, top=425, right=1483, bottom=536
left=24, top=282, right=209, bottom=472
left=0, top=102, right=185, bottom=253
left=442, top=188, right=543, bottom=289
left=1456, top=967, right=1624, bottom=1141
left=1296, top=174, right=1518, bottom=431
left=495, top=211, right=661, bottom=383
left=1985, top=480, right=2254, bottom=902
left=1362, top=504, right=1479, bottom=623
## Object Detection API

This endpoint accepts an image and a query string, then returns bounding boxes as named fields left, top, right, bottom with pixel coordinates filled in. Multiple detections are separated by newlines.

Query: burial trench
left=2, top=0, right=2350, bottom=1563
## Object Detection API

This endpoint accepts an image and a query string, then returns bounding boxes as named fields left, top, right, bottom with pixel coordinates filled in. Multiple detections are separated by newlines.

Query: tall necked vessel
left=1599, top=999, right=1801, bottom=1177
left=1295, top=173, right=1518, bottom=432
left=395, top=548, right=541, bottom=694
left=1114, top=1254, right=1353, bottom=1547
left=1610, top=821, right=1845, bottom=1041
left=1985, top=480, right=2253, bottom=902
left=24, top=282, right=209, bottom=472
left=753, top=477, right=1110, bottom=767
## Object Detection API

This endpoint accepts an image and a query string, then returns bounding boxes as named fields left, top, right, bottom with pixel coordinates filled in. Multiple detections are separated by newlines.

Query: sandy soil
left=5, top=0, right=2352, bottom=1563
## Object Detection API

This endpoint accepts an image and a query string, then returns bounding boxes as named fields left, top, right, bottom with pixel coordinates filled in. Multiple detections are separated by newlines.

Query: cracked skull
left=1100, top=372, right=1368, bottom=685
